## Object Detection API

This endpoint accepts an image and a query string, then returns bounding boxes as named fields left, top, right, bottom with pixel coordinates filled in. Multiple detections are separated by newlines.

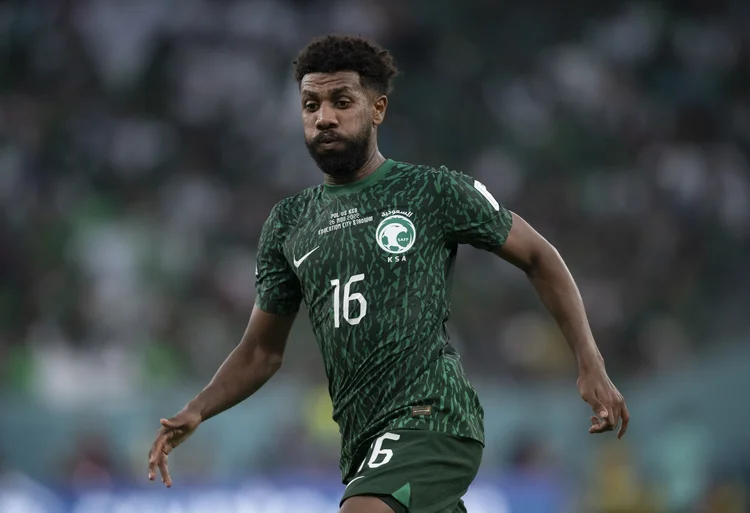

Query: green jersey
left=255, top=159, right=513, bottom=480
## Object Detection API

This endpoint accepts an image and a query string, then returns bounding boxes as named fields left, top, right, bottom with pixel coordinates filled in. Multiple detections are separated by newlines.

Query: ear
left=372, top=95, right=388, bottom=126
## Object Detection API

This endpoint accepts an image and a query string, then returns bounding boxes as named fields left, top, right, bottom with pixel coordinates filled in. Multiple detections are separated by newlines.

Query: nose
left=315, top=103, right=338, bottom=130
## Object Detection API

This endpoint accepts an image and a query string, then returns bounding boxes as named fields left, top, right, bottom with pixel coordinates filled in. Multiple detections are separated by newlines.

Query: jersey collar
left=323, top=159, right=395, bottom=197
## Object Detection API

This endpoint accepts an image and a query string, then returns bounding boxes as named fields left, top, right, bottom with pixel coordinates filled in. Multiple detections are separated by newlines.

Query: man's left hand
left=577, top=367, right=630, bottom=439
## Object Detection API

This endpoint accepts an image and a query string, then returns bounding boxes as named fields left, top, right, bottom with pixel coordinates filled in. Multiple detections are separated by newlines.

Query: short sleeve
left=440, top=168, right=513, bottom=251
left=254, top=203, right=303, bottom=315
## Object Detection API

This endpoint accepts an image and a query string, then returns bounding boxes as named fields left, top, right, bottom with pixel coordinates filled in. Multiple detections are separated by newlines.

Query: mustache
left=313, top=131, right=344, bottom=145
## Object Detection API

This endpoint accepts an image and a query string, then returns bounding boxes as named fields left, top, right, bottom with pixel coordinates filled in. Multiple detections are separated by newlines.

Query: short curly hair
left=293, top=34, right=399, bottom=95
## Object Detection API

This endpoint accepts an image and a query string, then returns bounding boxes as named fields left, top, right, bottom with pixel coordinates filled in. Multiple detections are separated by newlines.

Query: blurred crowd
left=0, top=0, right=749, bottom=510
left=1, top=0, right=748, bottom=395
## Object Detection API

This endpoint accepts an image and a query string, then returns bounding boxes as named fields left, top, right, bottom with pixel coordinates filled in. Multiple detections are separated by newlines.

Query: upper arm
left=493, top=212, right=555, bottom=273
left=255, top=203, right=303, bottom=316
left=440, top=170, right=513, bottom=250
left=241, top=304, right=297, bottom=359
left=250, top=202, right=302, bottom=360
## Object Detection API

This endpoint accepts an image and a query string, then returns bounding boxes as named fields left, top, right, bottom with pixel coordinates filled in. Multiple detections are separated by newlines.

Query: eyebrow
left=301, top=86, right=356, bottom=99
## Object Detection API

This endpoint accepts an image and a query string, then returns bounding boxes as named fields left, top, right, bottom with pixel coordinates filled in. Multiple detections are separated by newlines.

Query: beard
left=305, top=124, right=372, bottom=178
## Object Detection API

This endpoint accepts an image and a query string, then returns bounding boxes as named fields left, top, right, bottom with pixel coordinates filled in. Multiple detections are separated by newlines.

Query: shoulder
left=261, top=187, right=322, bottom=248
left=267, top=186, right=322, bottom=227
left=391, top=160, right=443, bottom=178
left=390, top=160, right=451, bottom=184
left=390, top=160, right=472, bottom=191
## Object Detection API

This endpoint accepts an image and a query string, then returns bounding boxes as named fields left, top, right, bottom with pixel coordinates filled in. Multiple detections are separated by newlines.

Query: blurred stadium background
left=1, top=0, right=749, bottom=512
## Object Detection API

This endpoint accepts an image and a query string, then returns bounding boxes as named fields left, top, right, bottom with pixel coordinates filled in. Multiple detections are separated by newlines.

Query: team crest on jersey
left=376, top=214, right=416, bottom=255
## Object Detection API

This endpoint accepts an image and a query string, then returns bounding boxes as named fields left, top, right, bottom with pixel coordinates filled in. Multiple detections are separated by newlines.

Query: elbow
left=266, top=351, right=284, bottom=375
left=525, top=240, right=561, bottom=279
left=253, top=343, right=284, bottom=378
left=241, top=338, right=284, bottom=379
left=257, top=339, right=286, bottom=377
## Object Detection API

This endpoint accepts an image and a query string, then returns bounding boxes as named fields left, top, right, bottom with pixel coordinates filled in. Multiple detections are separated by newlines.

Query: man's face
left=300, top=71, right=386, bottom=177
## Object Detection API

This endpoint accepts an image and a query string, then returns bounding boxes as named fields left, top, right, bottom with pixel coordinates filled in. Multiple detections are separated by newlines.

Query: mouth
left=317, top=130, right=340, bottom=142
left=318, top=140, right=342, bottom=150
left=316, top=133, right=343, bottom=151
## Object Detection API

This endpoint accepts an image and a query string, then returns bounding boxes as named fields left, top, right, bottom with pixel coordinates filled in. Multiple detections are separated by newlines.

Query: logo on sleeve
left=473, top=180, right=500, bottom=211
left=376, top=214, right=416, bottom=254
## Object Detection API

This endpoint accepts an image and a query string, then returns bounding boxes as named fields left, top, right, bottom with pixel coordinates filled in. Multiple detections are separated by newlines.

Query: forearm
left=526, top=244, right=604, bottom=371
left=186, top=340, right=282, bottom=422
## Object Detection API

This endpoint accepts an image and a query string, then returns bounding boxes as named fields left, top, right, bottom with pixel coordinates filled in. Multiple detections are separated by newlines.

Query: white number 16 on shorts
left=358, top=432, right=401, bottom=472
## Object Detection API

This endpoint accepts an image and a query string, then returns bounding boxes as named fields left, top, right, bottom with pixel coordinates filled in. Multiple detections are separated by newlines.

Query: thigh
left=449, top=499, right=467, bottom=513
left=339, top=495, right=397, bottom=513
left=340, top=429, right=482, bottom=513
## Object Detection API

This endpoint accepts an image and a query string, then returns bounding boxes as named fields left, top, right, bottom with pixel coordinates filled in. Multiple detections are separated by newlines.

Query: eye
left=335, top=99, right=351, bottom=109
left=304, top=102, right=319, bottom=112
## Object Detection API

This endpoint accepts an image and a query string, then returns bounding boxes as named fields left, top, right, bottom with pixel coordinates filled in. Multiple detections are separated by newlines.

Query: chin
left=317, top=159, right=357, bottom=176
left=316, top=146, right=342, bottom=155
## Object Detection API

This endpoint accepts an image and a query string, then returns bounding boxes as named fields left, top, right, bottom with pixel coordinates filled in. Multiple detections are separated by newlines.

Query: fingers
left=590, top=403, right=611, bottom=427
left=588, top=398, right=629, bottom=437
left=147, top=409, right=200, bottom=488
left=600, top=395, right=624, bottom=434
left=161, top=417, right=178, bottom=429
left=589, top=399, right=617, bottom=434
left=148, top=440, right=173, bottom=487
left=618, top=402, right=630, bottom=439
left=148, top=429, right=173, bottom=486
left=580, top=389, right=610, bottom=426
left=588, top=415, right=612, bottom=434
left=159, top=454, right=172, bottom=487
left=148, top=440, right=164, bottom=480
left=608, top=405, right=621, bottom=431
left=147, top=437, right=164, bottom=482
left=148, top=449, right=156, bottom=481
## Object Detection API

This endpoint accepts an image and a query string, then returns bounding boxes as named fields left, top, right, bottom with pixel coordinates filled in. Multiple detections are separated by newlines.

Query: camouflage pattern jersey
left=254, top=159, right=513, bottom=481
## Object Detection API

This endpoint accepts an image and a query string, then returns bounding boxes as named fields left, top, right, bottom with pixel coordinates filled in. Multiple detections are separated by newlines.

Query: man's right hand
left=147, top=407, right=202, bottom=487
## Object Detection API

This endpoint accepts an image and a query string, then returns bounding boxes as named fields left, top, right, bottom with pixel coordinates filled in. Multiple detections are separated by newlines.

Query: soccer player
left=148, top=35, right=630, bottom=513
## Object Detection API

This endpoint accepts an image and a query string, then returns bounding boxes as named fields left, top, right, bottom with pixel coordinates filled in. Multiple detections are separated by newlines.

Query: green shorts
left=340, top=429, right=483, bottom=513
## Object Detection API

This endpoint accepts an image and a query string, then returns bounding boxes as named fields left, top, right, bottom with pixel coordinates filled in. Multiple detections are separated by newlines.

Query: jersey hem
left=254, top=298, right=300, bottom=316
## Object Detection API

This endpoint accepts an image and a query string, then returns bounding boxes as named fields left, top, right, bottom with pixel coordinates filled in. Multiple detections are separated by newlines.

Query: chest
left=283, top=196, right=442, bottom=288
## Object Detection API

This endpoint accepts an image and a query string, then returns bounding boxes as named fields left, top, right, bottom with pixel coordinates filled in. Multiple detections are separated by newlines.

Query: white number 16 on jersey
left=331, top=273, right=368, bottom=328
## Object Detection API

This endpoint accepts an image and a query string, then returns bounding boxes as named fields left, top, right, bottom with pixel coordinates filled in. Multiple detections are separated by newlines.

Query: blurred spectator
left=647, top=405, right=712, bottom=513
left=698, top=481, right=746, bottom=513
left=505, top=433, right=559, bottom=478
left=584, top=441, right=662, bottom=513
left=60, top=431, right=121, bottom=488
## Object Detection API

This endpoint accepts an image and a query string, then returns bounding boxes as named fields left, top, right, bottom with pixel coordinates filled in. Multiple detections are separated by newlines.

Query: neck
left=323, top=146, right=386, bottom=186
